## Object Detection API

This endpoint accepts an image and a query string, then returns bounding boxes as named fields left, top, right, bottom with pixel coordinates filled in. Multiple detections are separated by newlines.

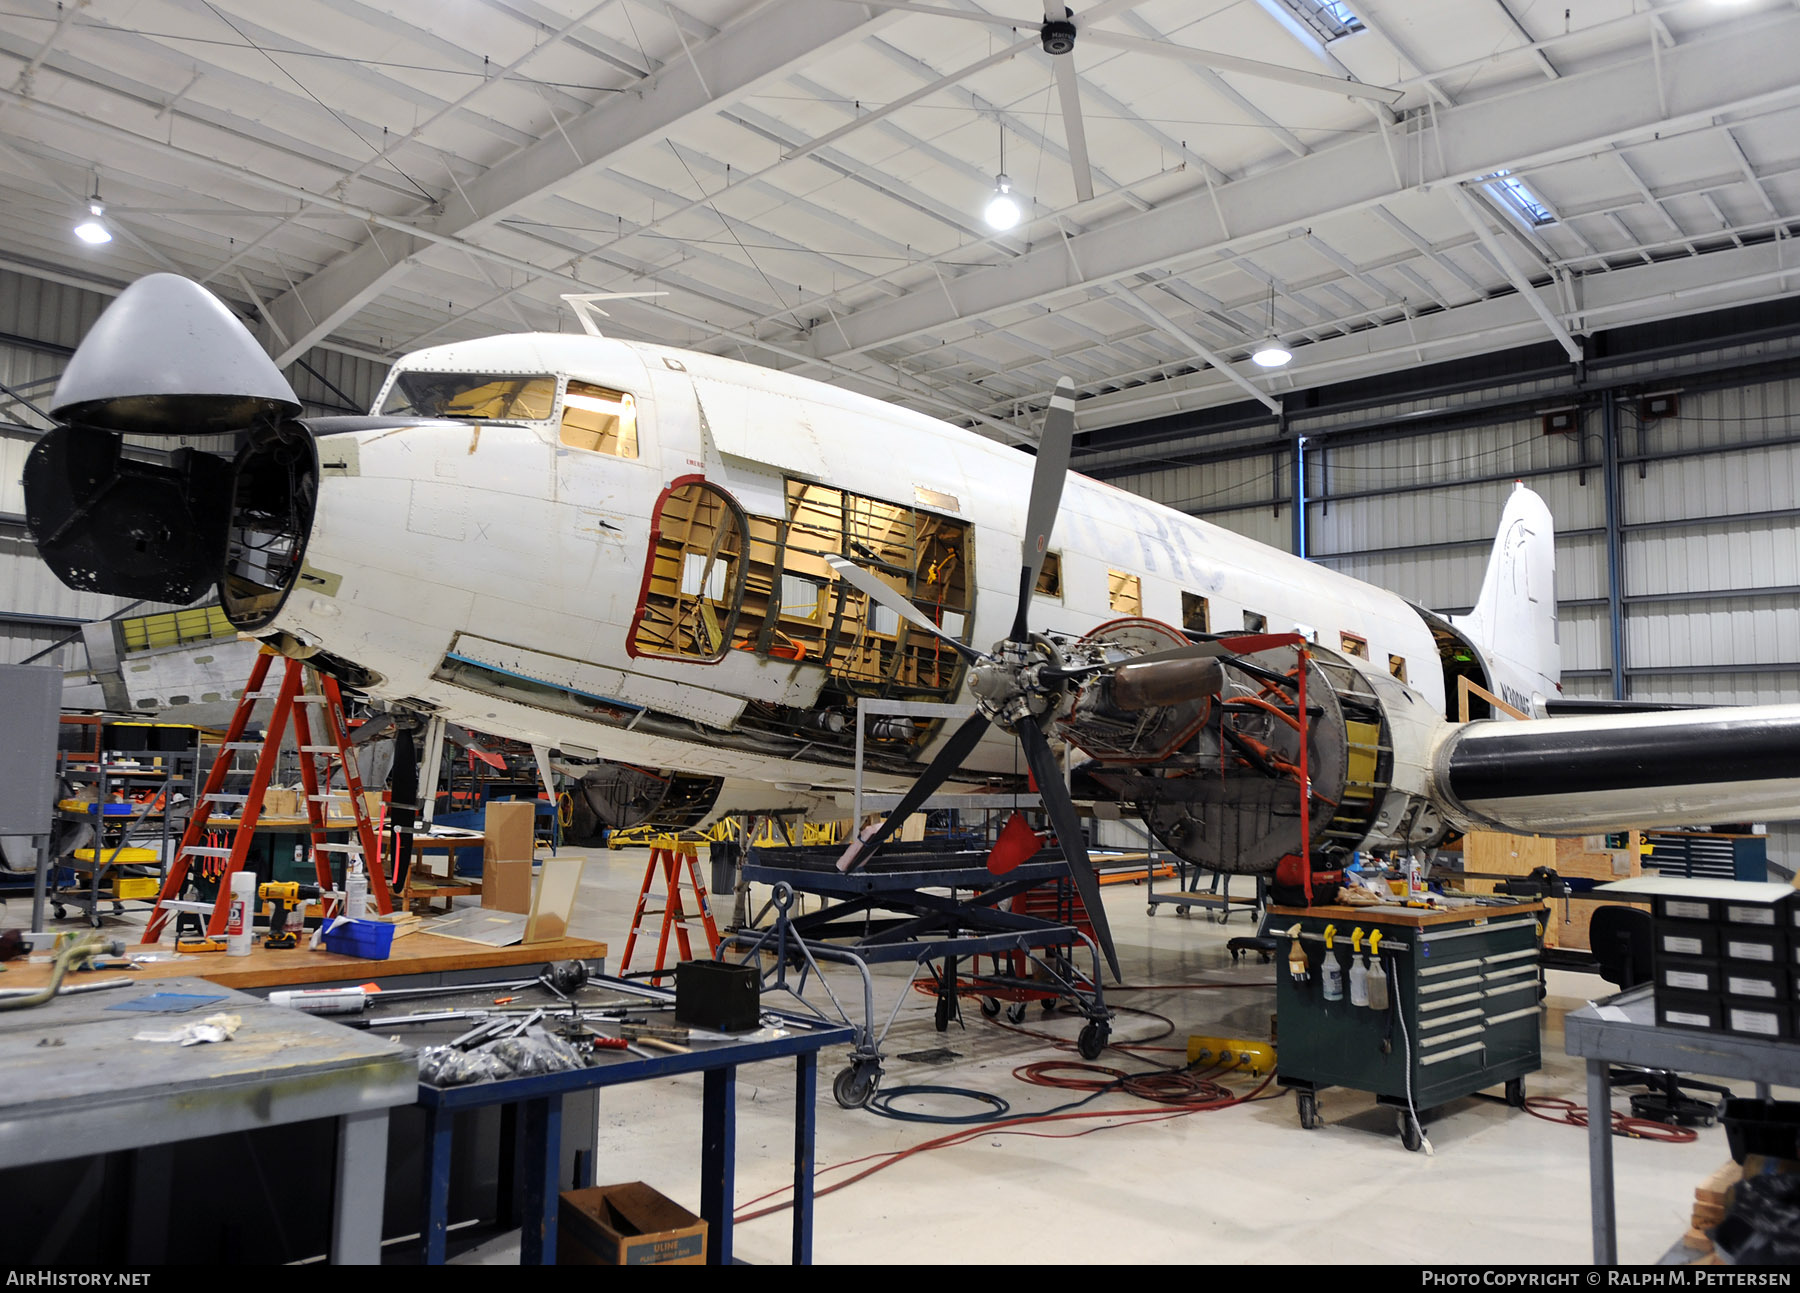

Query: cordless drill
left=259, top=882, right=321, bottom=950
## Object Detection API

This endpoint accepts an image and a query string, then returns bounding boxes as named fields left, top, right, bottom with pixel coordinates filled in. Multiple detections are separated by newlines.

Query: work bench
left=393, top=976, right=855, bottom=1266
left=0, top=975, right=413, bottom=1264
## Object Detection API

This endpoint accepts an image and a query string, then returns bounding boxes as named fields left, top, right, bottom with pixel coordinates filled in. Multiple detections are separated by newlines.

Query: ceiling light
left=1251, top=283, right=1290, bottom=368
left=73, top=200, right=111, bottom=246
left=984, top=174, right=1021, bottom=231
left=1252, top=335, right=1292, bottom=368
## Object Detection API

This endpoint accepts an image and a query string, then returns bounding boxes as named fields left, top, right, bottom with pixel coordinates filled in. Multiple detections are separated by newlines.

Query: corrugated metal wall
left=1114, top=349, right=1800, bottom=875
left=0, top=265, right=389, bottom=669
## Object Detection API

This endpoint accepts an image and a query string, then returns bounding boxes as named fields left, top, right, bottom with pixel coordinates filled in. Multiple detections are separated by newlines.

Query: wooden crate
left=1458, top=831, right=1644, bottom=950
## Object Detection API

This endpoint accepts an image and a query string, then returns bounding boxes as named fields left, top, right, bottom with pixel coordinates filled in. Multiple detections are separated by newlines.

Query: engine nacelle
left=1070, top=634, right=1447, bottom=875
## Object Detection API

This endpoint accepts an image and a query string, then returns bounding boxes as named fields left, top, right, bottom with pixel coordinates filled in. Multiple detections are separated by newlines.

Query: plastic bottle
left=226, top=870, right=256, bottom=956
left=1349, top=954, right=1369, bottom=1007
left=1368, top=954, right=1390, bottom=1011
left=1321, top=952, right=1344, bottom=1002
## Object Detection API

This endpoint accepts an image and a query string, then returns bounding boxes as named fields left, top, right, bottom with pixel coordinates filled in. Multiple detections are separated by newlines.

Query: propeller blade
left=1079, top=30, right=1405, bottom=105
left=348, top=713, right=399, bottom=747
left=1015, top=713, right=1120, bottom=980
left=838, top=712, right=993, bottom=871
left=1051, top=55, right=1095, bottom=203
left=825, top=554, right=984, bottom=662
left=1013, top=378, right=1077, bottom=642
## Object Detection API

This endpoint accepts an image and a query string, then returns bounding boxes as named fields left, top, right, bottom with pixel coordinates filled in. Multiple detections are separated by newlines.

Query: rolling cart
left=1272, top=899, right=1546, bottom=1149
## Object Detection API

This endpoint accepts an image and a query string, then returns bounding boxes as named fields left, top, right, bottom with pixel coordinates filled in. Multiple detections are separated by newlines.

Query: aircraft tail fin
left=1448, top=483, right=1560, bottom=709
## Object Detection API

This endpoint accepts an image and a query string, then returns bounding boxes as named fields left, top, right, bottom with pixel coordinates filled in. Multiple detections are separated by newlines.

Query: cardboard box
left=557, top=1182, right=707, bottom=1266
left=484, top=800, right=536, bottom=863
left=482, top=800, right=537, bottom=913
left=482, top=857, right=531, bottom=914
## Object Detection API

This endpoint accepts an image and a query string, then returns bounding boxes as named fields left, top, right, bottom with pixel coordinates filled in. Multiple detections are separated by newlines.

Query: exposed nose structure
left=24, top=274, right=314, bottom=611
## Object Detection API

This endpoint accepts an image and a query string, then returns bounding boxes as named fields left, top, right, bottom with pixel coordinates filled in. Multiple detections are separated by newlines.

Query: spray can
left=226, top=870, right=256, bottom=956
left=345, top=861, right=369, bottom=921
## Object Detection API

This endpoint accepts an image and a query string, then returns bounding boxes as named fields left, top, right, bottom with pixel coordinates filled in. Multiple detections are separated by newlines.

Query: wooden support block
left=1683, top=1228, right=1714, bottom=1253
left=1695, top=1160, right=1743, bottom=1207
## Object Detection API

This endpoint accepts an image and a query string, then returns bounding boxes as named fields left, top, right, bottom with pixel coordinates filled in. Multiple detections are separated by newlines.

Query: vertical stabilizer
left=1443, top=483, right=1559, bottom=713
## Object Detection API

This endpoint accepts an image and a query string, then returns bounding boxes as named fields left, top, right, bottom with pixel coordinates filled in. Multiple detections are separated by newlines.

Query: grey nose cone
left=50, top=273, right=302, bottom=434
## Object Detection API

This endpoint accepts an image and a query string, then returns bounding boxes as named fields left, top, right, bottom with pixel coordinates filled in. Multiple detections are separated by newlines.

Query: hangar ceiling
left=2, top=0, right=1799, bottom=444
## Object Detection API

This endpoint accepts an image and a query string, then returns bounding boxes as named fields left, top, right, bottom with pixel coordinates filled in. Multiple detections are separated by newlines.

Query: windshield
left=378, top=371, right=557, bottom=421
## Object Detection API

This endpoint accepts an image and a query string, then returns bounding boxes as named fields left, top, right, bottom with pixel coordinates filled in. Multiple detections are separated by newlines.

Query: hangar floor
left=461, top=845, right=1770, bottom=1267
left=20, top=846, right=1775, bottom=1265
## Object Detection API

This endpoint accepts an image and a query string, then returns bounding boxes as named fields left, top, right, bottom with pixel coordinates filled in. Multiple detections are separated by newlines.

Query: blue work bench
left=412, top=982, right=855, bottom=1266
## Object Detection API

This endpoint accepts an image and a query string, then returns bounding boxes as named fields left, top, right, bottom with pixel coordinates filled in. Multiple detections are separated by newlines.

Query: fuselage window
left=1108, top=570, right=1142, bottom=615
left=1036, top=552, right=1063, bottom=599
left=631, top=481, right=744, bottom=663
left=1340, top=632, right=1368, bottom=659
left=1182, top=592, right=1210, bottom=634
left=1243, top=610, right=1267, bottom=633
left=559, top=382, right=638, bottom=459
left=1389, top=654, right=1408, bottom=683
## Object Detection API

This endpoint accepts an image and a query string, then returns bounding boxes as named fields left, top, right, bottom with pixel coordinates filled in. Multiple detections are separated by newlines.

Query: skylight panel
left=1484, top=171, right=1557, bottom=228
left=1285, top=0, right=1365, bottom=42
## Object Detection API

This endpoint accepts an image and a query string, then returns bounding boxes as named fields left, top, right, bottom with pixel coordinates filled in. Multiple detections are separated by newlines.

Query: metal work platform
left=724, top=841, right=1112, bottom=1108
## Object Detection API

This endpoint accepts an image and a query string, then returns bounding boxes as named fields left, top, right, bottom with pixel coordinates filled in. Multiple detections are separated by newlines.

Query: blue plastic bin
left=320, top=918, right=394, bottom=960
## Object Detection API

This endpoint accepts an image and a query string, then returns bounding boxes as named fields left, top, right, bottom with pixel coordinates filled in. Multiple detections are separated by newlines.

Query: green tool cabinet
left=1272, top=901, right=1546, bottom=1150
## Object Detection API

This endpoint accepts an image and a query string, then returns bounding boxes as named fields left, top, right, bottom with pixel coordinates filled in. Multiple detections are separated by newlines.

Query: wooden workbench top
left=2, top=930, right=607, bottom=991
left=1267, top=899, right=1545, bottom=928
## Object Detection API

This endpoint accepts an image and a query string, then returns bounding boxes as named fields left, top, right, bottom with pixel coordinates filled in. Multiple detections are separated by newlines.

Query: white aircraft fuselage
left=275, top=332, right=1476, bottom=792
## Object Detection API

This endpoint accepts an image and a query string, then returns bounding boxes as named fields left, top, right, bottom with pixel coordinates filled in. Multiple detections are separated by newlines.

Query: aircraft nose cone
left=51, top=272, right=302, bottom=435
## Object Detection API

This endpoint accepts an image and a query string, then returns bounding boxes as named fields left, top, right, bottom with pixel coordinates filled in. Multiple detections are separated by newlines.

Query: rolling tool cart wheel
left=833, top=1063, right=880, bottom=1109
left=1297, top=1090, right=1320, bottom=1130
left=1505, top=1077, right=1526, bottom=1109
left=1040, top=998, right=1058, bottom=1015
left=1398, top=1110, right=1424, bottom=1153
left=1077, top=1021, right=1110, bottom=1060
left=1146, top=904, right=1155, bottom=916
left=979, top=995, right=1001, bottom=1019
left=1006, top=1001, right=1028, bottom=1025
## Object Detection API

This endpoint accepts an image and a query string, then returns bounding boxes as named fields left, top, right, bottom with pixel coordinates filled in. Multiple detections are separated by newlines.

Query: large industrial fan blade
left=1078, top=30, right=1404, bottom=104
left=1043, top=2, right=1096, bottom=203
left=826, top=2, right=1404, bottom=107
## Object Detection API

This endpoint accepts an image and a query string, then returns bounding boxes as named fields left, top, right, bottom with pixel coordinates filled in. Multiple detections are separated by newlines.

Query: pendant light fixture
left=983, top=118, right=1021, bottom=232
left=73, top=178, right=112, bottom=246
left=1251, top=283, right=1290, bottom=369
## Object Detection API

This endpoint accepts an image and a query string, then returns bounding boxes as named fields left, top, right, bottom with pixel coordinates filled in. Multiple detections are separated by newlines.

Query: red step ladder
left=142, top=652, right=394, bottom=944
left=618, top=839, right=720, bottom=982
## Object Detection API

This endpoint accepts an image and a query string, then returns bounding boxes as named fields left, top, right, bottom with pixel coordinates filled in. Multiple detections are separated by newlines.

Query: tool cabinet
left=1272, top=900, right=1546, bottom=1149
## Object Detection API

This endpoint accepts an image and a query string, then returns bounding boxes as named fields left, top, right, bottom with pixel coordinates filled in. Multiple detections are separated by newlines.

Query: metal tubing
left=1602, top=390, right=1626, bottom=700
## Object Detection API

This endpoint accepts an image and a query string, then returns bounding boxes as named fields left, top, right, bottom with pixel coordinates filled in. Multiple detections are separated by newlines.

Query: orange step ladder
left=618, top=839, right=720, bottom=982
left=142, top=652, right=393, bottom=944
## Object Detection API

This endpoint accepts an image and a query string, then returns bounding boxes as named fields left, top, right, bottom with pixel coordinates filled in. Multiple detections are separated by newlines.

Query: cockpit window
left=378, top=372, right=557, bottom=421
left=560, top=382, right=638, bottom=459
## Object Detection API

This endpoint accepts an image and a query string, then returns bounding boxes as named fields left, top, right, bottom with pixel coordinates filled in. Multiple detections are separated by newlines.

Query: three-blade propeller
left=829, top=378, right=1126, bottom=980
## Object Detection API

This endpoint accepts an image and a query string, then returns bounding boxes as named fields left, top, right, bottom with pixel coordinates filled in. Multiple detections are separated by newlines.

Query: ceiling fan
left=827, top=378, right=1249, bottom=980
left=841, top=1, right=1404, bottom=202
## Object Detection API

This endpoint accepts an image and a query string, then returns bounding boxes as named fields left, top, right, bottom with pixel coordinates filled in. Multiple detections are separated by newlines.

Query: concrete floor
left=542, top=845, right=1770, bottom=1267
left=17, top=845, right=1777, bottom=1265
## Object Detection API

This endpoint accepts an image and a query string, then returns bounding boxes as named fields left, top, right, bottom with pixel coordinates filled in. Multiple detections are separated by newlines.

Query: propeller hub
left=970, top=636, right=1068, bottom=730
left=1040, top=17, right=1076, bottom=56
